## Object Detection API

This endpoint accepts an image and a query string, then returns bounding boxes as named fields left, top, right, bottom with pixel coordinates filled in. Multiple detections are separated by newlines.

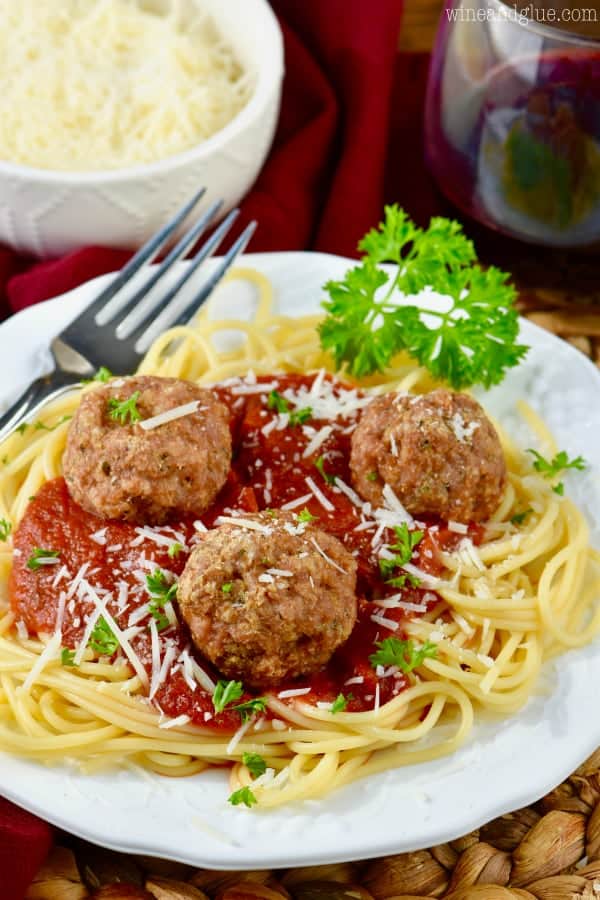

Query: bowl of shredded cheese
left=0, top=0, right=283, bottom=255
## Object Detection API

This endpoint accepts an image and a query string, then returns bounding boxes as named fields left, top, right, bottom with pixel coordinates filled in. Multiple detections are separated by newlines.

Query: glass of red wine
left=425, top=0, right=600, bottom=247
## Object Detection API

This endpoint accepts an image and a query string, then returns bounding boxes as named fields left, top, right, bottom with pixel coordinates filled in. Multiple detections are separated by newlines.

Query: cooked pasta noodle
left=0, top=267, right=598, bottom=808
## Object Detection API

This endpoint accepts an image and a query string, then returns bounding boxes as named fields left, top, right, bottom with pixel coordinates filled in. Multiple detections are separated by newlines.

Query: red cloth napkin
left=1, top=3, right=444, bottom=898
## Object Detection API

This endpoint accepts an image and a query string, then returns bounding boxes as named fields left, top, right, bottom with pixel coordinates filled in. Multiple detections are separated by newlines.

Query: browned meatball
left=350, top=389, right=506, bottom=523
left=63, top=375, right=231, bottom=524
left=177, top=512, right=357, bottom=688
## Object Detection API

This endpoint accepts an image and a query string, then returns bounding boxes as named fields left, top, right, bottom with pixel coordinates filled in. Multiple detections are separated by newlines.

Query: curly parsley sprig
left=378, top=523, right=424, bottom=587
left=145, top=569, right=177, bottom=632
left=234, top=698, right=267, bottom=722
left=108, top=391, right=141, bottom=425
left=319, top=206, right=527, bottom=389
left=370, top=637, right=438, bottom=674
left=89, top=617, right=118, bottom=656
left=267, top=390, right=312, bottom=426
left=228, top=785, right=257, bottom=807
left=243, top=751, right=267, bottom=778
left=212, top=680, right=267, bottom=722
left=527, top=449, right=586, bottom=495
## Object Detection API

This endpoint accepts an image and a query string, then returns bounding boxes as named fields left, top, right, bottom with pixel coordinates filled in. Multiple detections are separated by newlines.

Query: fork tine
left=109, top=198, right=223, bottom=334
left=126, top=208, right=240, bottom=345
left=62, top=187, right=206, bottom=332
left=134, top=220, right=257, bottom=353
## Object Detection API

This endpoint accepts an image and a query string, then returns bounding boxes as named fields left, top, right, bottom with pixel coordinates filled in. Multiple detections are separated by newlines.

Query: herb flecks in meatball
left=350, top=389, right=506, bottom=523
left=63, top=375, right=231, bottom=524
left=177, top=512, right=358, bottom=688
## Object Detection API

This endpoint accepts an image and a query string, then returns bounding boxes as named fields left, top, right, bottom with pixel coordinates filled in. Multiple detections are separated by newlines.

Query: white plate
left=2, top=251, right=600, bottom=869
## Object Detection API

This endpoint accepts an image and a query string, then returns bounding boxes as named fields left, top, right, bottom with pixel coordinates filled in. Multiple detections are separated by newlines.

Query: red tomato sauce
left=9, top=373, right=479, bottom=729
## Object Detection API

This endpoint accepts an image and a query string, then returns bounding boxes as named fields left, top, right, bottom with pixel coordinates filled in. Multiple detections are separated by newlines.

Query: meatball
left=177, top=512, right=357, bottom=688
left=63, top=375, right=231, bottom=524
left=350, top=389, right=506, bottom=523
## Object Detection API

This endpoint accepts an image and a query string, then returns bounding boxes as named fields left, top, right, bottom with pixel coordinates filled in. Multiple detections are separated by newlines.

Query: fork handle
left=0, top=371, right=81, bottom=444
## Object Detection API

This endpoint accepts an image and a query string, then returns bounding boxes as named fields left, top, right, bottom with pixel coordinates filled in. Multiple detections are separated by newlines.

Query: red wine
left=426, top=5, right=600, bottom=246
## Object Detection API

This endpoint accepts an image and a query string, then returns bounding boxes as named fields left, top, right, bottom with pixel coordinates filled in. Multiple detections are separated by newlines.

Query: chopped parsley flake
left=93, top=366, right=114, bottom=383
left=167, top=542, right=183, bottom=559
left=390, top=523, right=424, bottom=563
left=26, top=548, right=60, bottom=571
left=0, top=518, right=12, bottom=542
left=369, top=637, right=437, bottom=673
left=378, top=524, right=423, bottom=585
left=296, top=508, right=317, bottom=524
left=267, top=390, right=288, bottom=414
left=267, top=391, right=312, bottom=426
left=228, top=786, right=257, bottom=807
left=383, top=572, right=422, bottom=589
left=242, top=752, right=267, bottom=778
left=290, top=407, right=312, bottom=426
left=33, top=415, right=72, bottom=432
left=145, top=569, right=177, bottom=632
left=108, top=391, right=141, bottom=425
left=16, top=423, right=28, bottom=435
left=221, top=582, right=234, bottom=594
left=315, top=455, right=335, bottom=485
left=331, top=693, right=352, bottom=714
left=83, top=366, right=114, bottom=384
left=233, top=697, right=267, bottom=723
left=212, top=679, right=244, bottom=714
left=367, top=471, right=379, bottom=482
left=89, top=617, right=118, bottom=656
left=146, top=569, right=177, bottom=602
left=510, top=508, right=533, bottom=526
left=527, top=449, right=586, bottom=496
left=61, top=648, right=78, bottom=667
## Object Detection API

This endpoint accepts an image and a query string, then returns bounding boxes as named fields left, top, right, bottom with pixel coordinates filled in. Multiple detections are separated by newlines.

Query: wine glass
left=425, top=0, right=600, bottom=247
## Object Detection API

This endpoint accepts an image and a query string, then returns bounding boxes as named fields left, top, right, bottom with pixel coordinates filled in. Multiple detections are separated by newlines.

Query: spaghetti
left=0, top=268, right=598, bottom=808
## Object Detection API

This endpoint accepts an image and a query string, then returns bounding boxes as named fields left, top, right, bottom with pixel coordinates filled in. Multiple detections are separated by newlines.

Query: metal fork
left=0, top=189, right=256, bottom=443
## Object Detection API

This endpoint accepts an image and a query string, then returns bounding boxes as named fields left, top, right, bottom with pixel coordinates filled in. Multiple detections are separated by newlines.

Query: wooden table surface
left=399, top=0, right=444, bottom=50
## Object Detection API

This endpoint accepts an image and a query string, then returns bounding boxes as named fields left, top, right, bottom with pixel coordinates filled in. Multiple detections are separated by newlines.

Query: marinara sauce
left=10, top=374, right=479, bottom=729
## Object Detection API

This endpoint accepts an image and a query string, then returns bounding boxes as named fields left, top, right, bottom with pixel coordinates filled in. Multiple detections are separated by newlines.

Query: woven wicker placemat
left=27, top=747, right=600, bottom=899
left=516, top=286, right=600, bottom=369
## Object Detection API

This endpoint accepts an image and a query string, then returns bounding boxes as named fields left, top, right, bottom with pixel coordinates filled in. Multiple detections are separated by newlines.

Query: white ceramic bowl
left=0, top=0, right=284, bottom=257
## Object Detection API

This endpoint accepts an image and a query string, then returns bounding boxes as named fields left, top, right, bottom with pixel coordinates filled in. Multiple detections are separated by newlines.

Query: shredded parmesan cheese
left=278, top=687, right=311, bottom=699
left=370, top=613, right=400, bottom=632
left=226, top=716, right=254, bottom=755
left=448, top=520, right=469, bottom=535
left=309, top=537, right=347, bottom=574
left=302, top=425, right=333, bottom=459
left=304, top=476, right=335, bottom=512
left=81, top=581, right=149, bottom=688
left=21, top=632, right=62, bottom=693
left=15, top=620, right=29, bottom=641
left=0, top=1, right=253, bottom=171
left=215, top=516, right=270, bottom=534
left=280, top=493, right=313, bottom=511
left=139, top=401, right=202, bottom=430
left=159, top=714, right=192, bottom=730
